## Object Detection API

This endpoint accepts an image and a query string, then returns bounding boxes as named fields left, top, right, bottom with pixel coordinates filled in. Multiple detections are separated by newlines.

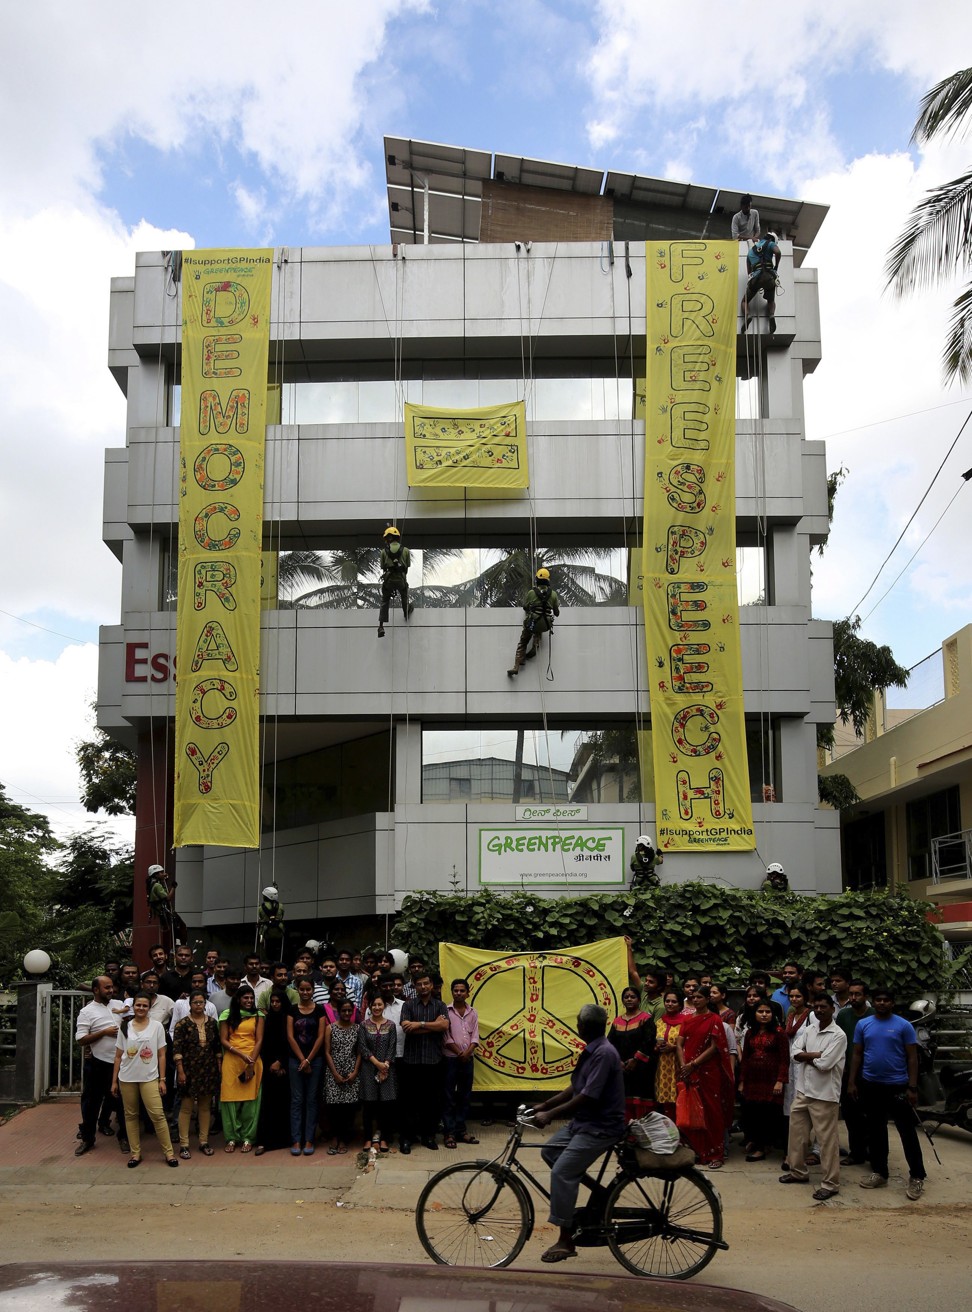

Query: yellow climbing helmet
left=383, top=526, right=401, bottom=538
left=535, top=568, right=551, bottom=582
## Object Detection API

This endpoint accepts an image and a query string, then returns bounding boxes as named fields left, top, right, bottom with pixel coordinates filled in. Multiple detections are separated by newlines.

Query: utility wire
left=861, top=481, right=966, bottom=623
left=846, top=407, right=972, bottom=617
left=818, top=395, right=972, bottom=442
left=0, top=609, right=90, bottom=645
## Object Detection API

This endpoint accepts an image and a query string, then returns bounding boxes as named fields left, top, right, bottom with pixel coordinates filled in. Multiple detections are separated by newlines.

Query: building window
left=262, top=730, right=392, bottom=830
left=843, top=813, right=888, bottom=891
left=906, top=786, right=961, bottom=881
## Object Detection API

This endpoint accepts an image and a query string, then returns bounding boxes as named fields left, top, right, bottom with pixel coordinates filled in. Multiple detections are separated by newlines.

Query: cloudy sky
left=2, top=1, right=971, bottom=844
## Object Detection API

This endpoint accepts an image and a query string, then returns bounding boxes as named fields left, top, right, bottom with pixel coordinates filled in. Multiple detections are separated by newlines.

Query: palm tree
left=277, top=546, right=465, bottom=609
left=886, top=67, right=972, bottom=383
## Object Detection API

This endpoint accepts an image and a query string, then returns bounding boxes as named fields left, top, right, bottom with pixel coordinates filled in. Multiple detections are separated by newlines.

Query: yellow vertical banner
left=175, top=250, right=273, bottom=848
left=644, top=242, right=754, bottom=851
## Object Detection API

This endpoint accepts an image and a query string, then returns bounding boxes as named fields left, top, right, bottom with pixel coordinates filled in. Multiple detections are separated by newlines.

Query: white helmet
left=637, top=834, right=654, bottom=848
left=147, top=864, right=165, bottom=876
left=766, top=862, right=785, bottom=875
left=909, top=998, right=936, bottom=1019
left=305, top=939, right=321, bottom=953
left=262, top=886, right=278, bottom=899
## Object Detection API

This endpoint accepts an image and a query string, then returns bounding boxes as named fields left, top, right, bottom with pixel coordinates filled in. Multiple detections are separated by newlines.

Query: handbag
left=675, top=1082, right=704, bottom=1131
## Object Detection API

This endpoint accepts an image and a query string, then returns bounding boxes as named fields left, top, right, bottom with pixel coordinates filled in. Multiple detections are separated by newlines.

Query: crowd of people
left=74, top=945, right=480, bottom=1165
left=614, top=959, right=927, bottom=1200
left=74, top=943, right=928, bottom=1202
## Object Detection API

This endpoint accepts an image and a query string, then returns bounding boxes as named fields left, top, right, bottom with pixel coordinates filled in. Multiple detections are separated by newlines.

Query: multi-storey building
left=99, top=138, right=837, bottom=951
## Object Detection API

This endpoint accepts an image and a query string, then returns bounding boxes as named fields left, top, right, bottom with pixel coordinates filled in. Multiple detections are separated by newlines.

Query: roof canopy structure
left=385, top=136, right=828, bottom=265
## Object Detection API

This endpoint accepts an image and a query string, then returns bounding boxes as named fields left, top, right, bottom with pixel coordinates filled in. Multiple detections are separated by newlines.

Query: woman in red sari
left=676, top=989, right=734, bottom=1170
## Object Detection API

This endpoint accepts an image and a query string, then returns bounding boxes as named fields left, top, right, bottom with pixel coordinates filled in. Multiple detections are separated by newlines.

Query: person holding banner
left=532, top=1003, right=625, bottom=1264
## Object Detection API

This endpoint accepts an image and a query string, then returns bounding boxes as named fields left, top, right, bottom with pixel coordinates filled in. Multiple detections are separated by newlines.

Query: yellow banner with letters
left=174, top=249, right=273, bottom=848
left=644, top=241, right=754, bottom=851
left=404, top=401, right=528, bottom=487
left=439, top=937, right=627, bottom=1092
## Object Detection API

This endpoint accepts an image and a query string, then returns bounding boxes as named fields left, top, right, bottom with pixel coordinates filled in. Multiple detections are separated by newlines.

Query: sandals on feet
left=458, top=1133, right=480, bottom=1144
left=444, top=1136, right=457, bottom=1149
left=126, top=1157, right=141, bottom=1169
left=240, top=1141, right=253, bottom=1154
left=540, top=1244, right=577, bottom=1264
left=200, top=1144, right=215, bottom=1156
left=224, top=1142, right=237, bottom=1153
left=179, top=1147, right=191, bottom=1159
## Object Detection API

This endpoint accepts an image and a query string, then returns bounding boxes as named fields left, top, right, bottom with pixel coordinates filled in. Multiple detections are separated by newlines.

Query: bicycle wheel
left=605, top=1169, right=722, bottom=1279
left=416, top=1161, right=533, bottom=1268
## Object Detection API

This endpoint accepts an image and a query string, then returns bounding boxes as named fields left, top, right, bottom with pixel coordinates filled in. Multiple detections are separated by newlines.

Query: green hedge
left=394, top=886, right=947, bottom=1000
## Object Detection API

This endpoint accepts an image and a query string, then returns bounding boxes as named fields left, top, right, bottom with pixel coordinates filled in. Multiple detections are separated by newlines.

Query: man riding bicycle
left=532, top=1003, right=625, bottom=1264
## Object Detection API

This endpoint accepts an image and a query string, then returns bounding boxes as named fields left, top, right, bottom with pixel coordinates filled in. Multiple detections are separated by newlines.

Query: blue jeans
left=541, top=1123, right=619, bottom=1229
left=289, top=1056, right=323, bottom=1144
left=442, top=1056, right=474, bottom=1137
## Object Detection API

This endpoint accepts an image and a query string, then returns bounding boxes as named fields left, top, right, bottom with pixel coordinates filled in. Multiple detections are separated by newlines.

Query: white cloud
left=581, top=3, right=972, bottom=191
left=0, top=1, right=430, bottom=223
left=800, top=136, right=972, bottom=657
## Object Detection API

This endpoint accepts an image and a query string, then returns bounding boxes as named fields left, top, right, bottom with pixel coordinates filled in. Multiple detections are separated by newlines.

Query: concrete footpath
left=2, top=1098, right=971, bottom=1215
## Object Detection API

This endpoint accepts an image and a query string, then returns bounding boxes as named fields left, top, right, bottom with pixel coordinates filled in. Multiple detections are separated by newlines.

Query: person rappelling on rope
left=377, top=525, right=413, bottom=638
left=741, top=230, right=781, bottom=335
left=507, top=568, right=560, bottom=678
left=258, top=885, right=286, bottom=957
left=146, top=863, right=184, bottom=950
left=760, top=862, right=789, bottom=893
left=629, top=833, right=664, bottom=889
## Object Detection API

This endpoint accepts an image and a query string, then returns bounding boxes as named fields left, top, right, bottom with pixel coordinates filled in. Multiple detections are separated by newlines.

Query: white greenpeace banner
left=479, top=827, right=625, bottom=887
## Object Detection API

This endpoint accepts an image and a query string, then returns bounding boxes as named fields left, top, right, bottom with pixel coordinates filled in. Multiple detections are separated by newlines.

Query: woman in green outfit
left=219, top=985, right=264, bottom=1152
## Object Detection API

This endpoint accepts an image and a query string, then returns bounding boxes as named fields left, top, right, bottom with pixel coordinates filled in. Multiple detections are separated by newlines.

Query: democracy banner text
left=175, top=249, right=272, bottom=848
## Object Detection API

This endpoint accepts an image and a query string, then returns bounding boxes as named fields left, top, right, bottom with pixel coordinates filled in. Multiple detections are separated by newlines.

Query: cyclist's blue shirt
left=570, top=1035, right=626, bottom=1136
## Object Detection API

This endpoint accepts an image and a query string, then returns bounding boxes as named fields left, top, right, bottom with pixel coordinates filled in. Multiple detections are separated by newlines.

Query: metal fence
left=0, top=993, right=16, bottom=1071
left=43, top=990, right=88, bottom=1097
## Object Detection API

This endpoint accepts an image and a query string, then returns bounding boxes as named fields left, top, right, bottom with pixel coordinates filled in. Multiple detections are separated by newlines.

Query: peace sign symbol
left=468, top=950, right=619, bottom=1083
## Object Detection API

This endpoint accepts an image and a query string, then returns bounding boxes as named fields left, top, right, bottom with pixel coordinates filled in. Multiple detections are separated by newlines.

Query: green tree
left=886, top=67, right=972, bottom=383
left=76, top=705, right=137, bottom=816
left=44, top=831, right=134, bottom=980
left=0, top=783, right=60, bottom=988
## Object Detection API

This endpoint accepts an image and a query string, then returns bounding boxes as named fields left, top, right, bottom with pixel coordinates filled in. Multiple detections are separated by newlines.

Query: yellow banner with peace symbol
left=440, top=937, right=628, bottom=1091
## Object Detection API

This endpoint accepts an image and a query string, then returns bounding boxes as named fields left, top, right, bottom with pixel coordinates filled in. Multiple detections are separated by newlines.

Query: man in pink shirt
left=442, top=978, right=480, bottom=1148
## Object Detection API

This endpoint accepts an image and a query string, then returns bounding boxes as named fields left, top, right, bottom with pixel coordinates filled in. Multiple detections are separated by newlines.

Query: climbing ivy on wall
left=393, top=886, right=946, bottom=1001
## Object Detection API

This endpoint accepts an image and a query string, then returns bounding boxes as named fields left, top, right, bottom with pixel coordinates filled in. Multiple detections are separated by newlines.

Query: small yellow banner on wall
left=644, top=242, right=754, bottom=852
left=174, top=249, right=273, bottom=849
left=439, top=938, right=627, bottom=1091
left=404, top=401, right=528, bottom=487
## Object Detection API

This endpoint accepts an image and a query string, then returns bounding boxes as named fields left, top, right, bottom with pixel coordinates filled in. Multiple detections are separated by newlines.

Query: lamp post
left=23, top=949, right=51, bottom=977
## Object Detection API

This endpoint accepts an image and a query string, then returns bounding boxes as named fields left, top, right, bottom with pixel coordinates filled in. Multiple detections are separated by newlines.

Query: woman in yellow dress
left=219, top=985, right=264, bottom=1152
left=653, top=989, right=683, bottom=1119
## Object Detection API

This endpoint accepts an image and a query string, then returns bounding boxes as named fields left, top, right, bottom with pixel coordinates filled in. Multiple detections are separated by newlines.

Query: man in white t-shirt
left=169, top=973, right=219, bottom=1037
left=75, top=976, right=128, bottom=1155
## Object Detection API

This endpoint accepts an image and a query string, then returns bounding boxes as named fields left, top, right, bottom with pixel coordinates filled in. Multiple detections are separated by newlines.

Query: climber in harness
left=760, top=861, right=789, bottom=894
left=507, top=568, right=560, bottom=678
left=741, top=231, right=781, bottom=334
left=258, top=885, right=286, bottom=957
left=146, top=863, right=182, bottom=950
left=377, top=525, right=413, bottom=638
left=629, top=834, right=664, bottom=889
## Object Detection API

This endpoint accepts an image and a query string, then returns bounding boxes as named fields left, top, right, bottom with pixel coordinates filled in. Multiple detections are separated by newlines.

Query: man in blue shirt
left=533, top=1004, right=625, bottom=1264
left=771, top=961, right=801, bottom=1015
left=848, top=986, right=925, bottom=1199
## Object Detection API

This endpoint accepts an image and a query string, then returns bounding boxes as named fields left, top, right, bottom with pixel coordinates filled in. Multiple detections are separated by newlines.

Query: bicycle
left=415, top=1106, right=727, bottom=1279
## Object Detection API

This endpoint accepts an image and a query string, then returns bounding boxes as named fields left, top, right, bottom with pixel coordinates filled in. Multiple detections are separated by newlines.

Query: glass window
left=262, top=731, right=392, bottom=830
left=844, top=813, right=887, bottom=891
left=907, top=786, right=961, bottom=880
left=421, top=725, right=647, bottom=804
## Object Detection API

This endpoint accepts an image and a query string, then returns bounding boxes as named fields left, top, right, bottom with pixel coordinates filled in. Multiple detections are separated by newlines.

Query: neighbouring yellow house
left=820, top=625, right=972, bottom=942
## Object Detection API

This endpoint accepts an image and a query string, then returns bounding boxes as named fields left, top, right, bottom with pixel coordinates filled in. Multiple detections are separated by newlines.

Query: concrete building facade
left=98, top=141, right=838, bottom=944
left=821, top=625, right=972, bottom=941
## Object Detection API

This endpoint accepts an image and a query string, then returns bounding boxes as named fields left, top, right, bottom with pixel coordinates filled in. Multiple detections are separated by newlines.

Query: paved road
left=2, top=1102, right=970, bottom=1310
